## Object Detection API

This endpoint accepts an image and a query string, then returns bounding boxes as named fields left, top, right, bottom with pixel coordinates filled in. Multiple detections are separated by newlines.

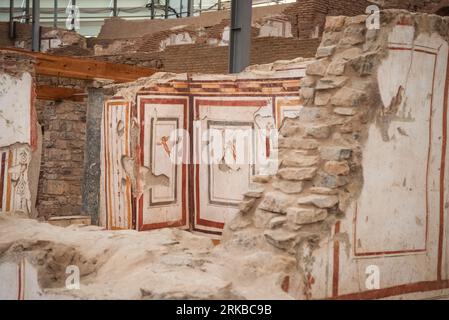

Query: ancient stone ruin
left=0, top=2, right=449, bottom=300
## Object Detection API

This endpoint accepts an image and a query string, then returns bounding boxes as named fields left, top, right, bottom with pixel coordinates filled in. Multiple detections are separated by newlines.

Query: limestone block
left=306, top=59, right=330, bottom=76
left=334, top=107, right=357, bottom=116
left=278, top=138, right=319, bottom=150
left=327, top=59, right=346, bottom=76
left=297, top=194, right=339, bottom=208
left=331, top=87, right=366, bottom=107
left=314, top=92, right=332, bottom=106
left=244, top=188, right=265, bottom=199
left=304, top=124, right=331, bottom=139
left=316, top=76, right=348, bottom=90
left=286, top=206, right=328, bottom=225
left=313, top=172, right=349, bottom=189
left=309, top=187, right=338, bottom=195
left=277, top=168, right=317, bottom=181
left=324, top=161, right=350, bottom=176
left=319, top=146, right=352, bottom=161
left=268, top=216, right=287, bottom=229
left=282, top=155, right=320, bottom=168
left=263, top=229, right=298, bottom=251
left=258, top=192, right=292, bottom=214
left=316, top=45, right=336, bottom=58
left=273, top=180, right=304, bottom=194
left=239, top=199, right=256, bottom=214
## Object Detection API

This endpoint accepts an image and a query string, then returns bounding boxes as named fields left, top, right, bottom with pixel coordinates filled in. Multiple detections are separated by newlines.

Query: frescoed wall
left=223, top=12, right=449, bottom=300
left=100, top=60, right=309, bottom=237
left=0, top=68, right=39, bottom=217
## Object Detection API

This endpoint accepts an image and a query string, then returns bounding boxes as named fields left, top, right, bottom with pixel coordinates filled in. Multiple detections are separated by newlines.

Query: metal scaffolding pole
left=25, top=0, right=30, bottom=23
left=53, top=0, right=57, bottom=27
left=150, top=0, right=155, bottom=19
left=228, top=0, right=252, bottom=73
left=165, top=0, right=169, bottom=19
left=70, top=0, right=76, bottom=31
left=9, top=0, right=14, bottom=39
left=32, top=0, right=40, bottom=52
left=187, top=0, right=193, bottom=16
left=113, top=0, right=118, bottom=16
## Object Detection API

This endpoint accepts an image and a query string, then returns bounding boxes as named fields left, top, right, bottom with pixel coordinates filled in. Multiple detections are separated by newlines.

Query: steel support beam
left=53, top=0, right=57, bottom=27
left=165, top=0, right=169, bottom=19
left=187, top=0, right=193, bottom=16
left=113, top=0, right=118, bottom=16
left=31, top=0, right=40, bottom=52
left=70, top=0, right=76, bottom=31
left=9, top=0, right=14, bottom=39
left=150, top=0, right=155, bottom=19
left=25, top=0, right=30, bottom=23
left=228, top=0, right=252, bottom=73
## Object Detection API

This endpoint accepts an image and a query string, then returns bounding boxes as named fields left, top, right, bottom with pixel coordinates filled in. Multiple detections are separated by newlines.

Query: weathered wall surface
left=0, top=53, right=40, bottom=218
left=101, top=60, right=310, bottom=236
left=223, top=11, right=449, bottom=299
left=92, top=0, right=371, bottom=73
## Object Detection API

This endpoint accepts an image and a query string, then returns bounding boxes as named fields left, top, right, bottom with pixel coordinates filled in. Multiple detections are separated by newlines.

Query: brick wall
left=97, top=37, right=320, bottom=74
left=35, top=99, right=87, bottom=218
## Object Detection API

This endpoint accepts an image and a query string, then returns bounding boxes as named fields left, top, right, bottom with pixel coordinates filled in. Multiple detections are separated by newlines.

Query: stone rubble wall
left=224, top=10, right=449, bottom=299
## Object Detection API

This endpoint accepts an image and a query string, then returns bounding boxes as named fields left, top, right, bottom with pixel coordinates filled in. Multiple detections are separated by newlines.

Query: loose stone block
left=282, top=155, right=320, bottom=168
left=316, top=45, right=336, bottom=58
left=239, top=199, right=256, bottom=214
left=244, top=188, right=265, bottom=199
left=286, top=206, right=328, bottom=225
left=259, top=192, right=292, bottom=214
left=331, top=87, right=366, bottom=107
left=305, top=124, right=331, bottom=139
left=264, top=229, right=298, bottom=251
left=268, top=216, right=288, bottom=229
left=324, top=161, right=350, bottom=176
left=320, top=146, right=352, bottom=161
left=297, top=194, right=339, bottom=208
left=306, top=59, right=330, bottom=76
left=278, top=138, right=319, bottom=150
left=273, top=180, right=304, bottom=194
left=277, top=168, right=317, bottom=181
left=314, top=92, right=332, bottom=106
left=316, top=76, right=348, bottom=90
left=334, top=107, right=357, bottom=116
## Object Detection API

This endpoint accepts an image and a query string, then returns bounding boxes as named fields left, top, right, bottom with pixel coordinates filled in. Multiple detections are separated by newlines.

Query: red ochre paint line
left=353, top=50, right=438, bottom=257
left=193, top=99, right=266, bottom=230
left=334, top=47, right=448, bottom=300
left=0, top=152, right=6, bottom=210
left=332, top=221, right=341, bottom=297
left=333, top=280, right=449, bottom=300
left=438, top=54, right=449, bottom=281
left=137, top=97, right=189, bottom=231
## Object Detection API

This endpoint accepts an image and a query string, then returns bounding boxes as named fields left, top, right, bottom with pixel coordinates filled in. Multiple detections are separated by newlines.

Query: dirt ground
left=0, top=214, right=294, bottom=300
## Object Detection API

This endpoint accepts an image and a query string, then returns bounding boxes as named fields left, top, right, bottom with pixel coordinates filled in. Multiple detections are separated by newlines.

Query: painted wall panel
left=100, top=100, right=133, bottom=230
left=0, top=73, right=34, bottom=148
left=101, top=73, right=302, bottom=236
left=137, top=96, right=189, bottom=231
left=193, top=97, right=274, bottom=236
left=328, top=25, right=449, bottom=299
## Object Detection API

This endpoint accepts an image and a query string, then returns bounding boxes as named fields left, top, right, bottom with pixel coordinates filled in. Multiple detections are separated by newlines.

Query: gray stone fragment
left=297, top=194, right=339, bottom=208
left=286, top=206, right=328, bottom=225
left=273, top=180, right=304, bottom=194
left=319, top=146, right=352, bottom=161
left=259, top=192, right=292, bottom=214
